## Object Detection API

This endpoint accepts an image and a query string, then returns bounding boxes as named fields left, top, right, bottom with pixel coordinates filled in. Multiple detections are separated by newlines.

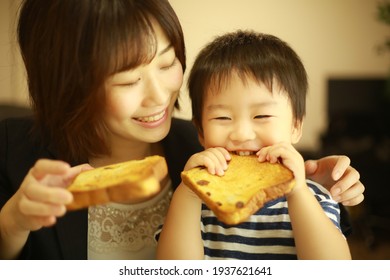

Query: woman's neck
left=89, top=141, right=162, bottom=168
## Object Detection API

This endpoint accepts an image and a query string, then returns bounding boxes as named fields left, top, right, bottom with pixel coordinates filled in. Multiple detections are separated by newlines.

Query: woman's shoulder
left=162, top=118, right=203, bottom=189
left=0, top=117, right=52, bottom=182
left=170, top=117, right=197, bottom=133
left=165, top=118, right=202, bottom=152
left=0, top=118, right=39, bottom=194
left=0, top=117, right=35, bottom=145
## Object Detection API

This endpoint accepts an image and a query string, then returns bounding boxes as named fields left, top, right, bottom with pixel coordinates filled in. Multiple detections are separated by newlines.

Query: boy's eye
left=254, top=115, right=271, bottom=119
left=214, top=116, right=231, bottom=120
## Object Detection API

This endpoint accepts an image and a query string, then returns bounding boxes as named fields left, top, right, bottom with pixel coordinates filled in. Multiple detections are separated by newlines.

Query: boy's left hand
left=304, top=156, right=364, bottom=206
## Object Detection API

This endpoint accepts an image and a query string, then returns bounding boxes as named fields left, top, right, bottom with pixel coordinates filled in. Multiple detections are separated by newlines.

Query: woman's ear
left=291, top=120, right=303, bottom=144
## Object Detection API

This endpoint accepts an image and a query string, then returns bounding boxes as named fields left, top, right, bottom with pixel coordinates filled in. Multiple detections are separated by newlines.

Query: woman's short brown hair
left=17, top=0, right=185, bottom=162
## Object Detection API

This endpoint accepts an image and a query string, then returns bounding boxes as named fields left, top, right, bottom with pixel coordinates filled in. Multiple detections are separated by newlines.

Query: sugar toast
left=67, top=155, right=167, bottom=210
left=181, top=154, right=295, bottom=225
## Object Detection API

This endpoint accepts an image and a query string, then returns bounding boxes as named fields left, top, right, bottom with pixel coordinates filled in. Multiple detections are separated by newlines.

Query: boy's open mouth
left=233, top=151, right=255, bottom=156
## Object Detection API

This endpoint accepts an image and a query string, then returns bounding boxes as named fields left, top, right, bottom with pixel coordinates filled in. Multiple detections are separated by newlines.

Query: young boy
left=156, top=30, right=351, bottom=260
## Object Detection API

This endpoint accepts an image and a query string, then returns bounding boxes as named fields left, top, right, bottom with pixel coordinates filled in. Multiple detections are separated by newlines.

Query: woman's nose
left=142, top=75, right=166, bottom=106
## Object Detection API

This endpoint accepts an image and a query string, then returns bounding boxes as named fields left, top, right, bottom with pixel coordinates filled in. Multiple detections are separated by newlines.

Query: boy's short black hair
left=188, top=30, right=308, bottom=135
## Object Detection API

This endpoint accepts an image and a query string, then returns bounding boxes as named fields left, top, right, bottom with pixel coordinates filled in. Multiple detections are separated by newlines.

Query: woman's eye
left=119, top=78, right=141, bottom=87
left=161, top=58, right=177, bottom=70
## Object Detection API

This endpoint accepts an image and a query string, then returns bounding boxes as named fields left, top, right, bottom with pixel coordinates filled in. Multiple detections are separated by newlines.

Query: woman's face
left=104, top=21, right=183, bottom=146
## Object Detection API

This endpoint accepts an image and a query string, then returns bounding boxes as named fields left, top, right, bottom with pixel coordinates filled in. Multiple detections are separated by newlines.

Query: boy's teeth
left=236, top=151, right=253, bottom=156
left=136, top=111, right=165, bottom=123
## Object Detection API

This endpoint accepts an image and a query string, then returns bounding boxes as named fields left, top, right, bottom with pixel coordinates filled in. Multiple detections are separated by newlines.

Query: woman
left=0, top=0, right=363, bottom=260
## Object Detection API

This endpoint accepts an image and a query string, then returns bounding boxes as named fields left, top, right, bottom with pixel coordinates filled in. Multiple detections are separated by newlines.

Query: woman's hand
left=0, top=159, right=92, bottom=259
left=305, top=155, right=364, bottom=206
left=6, top=159, right=91, bottom=232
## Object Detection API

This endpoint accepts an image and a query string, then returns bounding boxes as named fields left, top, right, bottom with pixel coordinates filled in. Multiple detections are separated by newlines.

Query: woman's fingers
left=333, top=181, right=365, bottom=206
left=22, top=180, right=72, bottom=206
left=30, top=159, right=71, bottom=181
left=330, top=166, right=362, bottom=199
left=19, top=194, right=67, bottom=217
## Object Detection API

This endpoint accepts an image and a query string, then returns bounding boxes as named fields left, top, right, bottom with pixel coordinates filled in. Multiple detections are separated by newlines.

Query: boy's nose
left=230, top=122, right=256, bottom=142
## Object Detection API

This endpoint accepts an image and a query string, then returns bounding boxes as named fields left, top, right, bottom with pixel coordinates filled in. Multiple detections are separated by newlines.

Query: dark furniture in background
left=0, top=103, right=32, bottom=121
left=321, top=77, right=390, bottom=248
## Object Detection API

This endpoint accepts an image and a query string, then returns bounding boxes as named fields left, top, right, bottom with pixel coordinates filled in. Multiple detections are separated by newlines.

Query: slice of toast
left=181, top=154, right=295, bottom=225
left=66, top=155, right=167, bottom=210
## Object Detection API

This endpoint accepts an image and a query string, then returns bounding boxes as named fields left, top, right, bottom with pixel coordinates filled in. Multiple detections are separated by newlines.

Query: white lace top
left=87, top=182, right=172, bottom=260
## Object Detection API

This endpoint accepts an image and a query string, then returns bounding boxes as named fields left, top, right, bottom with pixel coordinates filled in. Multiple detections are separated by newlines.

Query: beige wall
left=0, top=0, right=13, bottom=104
left=1, top=0, right=388, bottom=151
left=170, top=0, right=389, bottom=151
left=0, top=0, right=27, bottom=105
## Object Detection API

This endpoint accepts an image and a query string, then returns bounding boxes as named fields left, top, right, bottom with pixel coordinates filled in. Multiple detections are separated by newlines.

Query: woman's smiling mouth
left=134, top=109, right=166, bottom=123
left=133, top=109, right=169, bottom=128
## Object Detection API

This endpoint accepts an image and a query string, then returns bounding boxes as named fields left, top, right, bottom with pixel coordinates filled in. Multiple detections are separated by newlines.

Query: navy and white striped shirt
left=201, top=180, right=341, bottom=260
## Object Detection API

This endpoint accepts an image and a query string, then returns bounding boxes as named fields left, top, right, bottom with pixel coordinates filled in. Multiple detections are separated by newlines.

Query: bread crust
left=181, top=154, right=295, bottom=225
left=66, top=155, right=167, bottom=210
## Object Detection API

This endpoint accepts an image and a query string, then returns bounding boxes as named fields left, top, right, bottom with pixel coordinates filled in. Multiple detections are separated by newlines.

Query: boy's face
left=199, top=72, right=302, bottom=154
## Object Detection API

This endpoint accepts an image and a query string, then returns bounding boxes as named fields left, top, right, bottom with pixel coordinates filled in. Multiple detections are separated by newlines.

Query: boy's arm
left=258, top=143, right=351, bottom=259
left=157, top=147, right=230, bottom=259
left=156, top=182, right=204, bottom=259
left=287, top=185, right=351, bottom=259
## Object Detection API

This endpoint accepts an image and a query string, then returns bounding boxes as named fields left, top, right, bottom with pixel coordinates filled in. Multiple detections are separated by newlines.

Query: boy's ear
left=192, top=118, right=205, bottom=147
left=197, top=131, right=205, bottom=147
left=291, top=120, right=303, bottom=144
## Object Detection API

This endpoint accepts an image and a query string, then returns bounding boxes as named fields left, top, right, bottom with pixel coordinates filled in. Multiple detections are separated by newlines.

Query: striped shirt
left=201, top=180, right=341, bottom=260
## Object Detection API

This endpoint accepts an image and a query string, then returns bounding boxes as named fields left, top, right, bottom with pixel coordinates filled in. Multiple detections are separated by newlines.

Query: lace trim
left=88, top=184, right=172, bottom=256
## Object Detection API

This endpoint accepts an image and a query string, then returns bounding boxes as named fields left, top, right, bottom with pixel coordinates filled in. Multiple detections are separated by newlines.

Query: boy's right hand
left=183, top=147, right=231, bottom=176
left=6, top=159, right=92, bottom=233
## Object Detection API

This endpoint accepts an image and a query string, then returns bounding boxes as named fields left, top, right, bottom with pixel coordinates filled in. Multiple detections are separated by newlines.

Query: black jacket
left=0, top=117, right=202, bottom=259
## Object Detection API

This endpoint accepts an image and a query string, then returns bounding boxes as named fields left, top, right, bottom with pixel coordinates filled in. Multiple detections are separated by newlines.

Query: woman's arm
left=0, top=160, right=89, bottom=259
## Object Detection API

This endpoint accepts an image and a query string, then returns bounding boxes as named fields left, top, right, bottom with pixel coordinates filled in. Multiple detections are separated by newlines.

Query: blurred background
left=1, top=0, right=389, bottom=259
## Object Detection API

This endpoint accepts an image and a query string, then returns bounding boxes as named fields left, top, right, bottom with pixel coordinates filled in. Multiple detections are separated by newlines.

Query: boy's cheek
left=202, top=127, right=228, bottom=148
